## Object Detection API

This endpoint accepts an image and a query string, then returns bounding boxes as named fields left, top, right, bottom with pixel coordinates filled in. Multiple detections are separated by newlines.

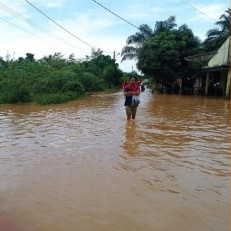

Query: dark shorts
left=126, top=106, right=137, bottom=117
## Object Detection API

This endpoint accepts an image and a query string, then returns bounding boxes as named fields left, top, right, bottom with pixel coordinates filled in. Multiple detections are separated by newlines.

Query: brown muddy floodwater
left=0, top=89, right=230, bottom=231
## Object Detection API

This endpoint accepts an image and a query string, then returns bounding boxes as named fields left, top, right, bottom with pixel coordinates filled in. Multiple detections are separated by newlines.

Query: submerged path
left=0, top=89, right=229, bottom=231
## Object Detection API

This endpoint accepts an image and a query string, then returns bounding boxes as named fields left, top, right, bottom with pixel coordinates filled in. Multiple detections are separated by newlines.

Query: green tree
left=25, top=53, right=35, bottom=62
left=83, top=53, right=122, bottom=88
left=175, top=24, right=202, bottom=77
left=204, top=8, right=230, bottom=51
left=67, top=53, right=76, bottom=63
left=137, top=32, right=179, bottom=85
left=103, top=65, right=123, bottom=87
left=0, top=50, right=125, bottom=104
left=39, top=52, right=67, bottom=70
left=79, top=72, right=104, bottom=92
left=137, top=28, right=201, bottom=92
left=121, top=16, right=177, bottom=62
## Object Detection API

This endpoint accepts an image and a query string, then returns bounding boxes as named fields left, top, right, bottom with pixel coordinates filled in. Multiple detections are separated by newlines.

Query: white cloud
left=29, top=0, right=67, bottom=8
left=125, top=4, right=164, bottom=20
left=0, top=0, right=229, bottom=73
left=0, top=0, right=29, bottom=18
left=186, top=3, right=227, bottom=22
left=62, top=9, right=120, bottom=36
left=45, top=2, right=66, bottom=8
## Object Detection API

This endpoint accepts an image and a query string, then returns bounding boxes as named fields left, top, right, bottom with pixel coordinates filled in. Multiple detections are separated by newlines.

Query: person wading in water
left=124, top=77, right=140, bottom=120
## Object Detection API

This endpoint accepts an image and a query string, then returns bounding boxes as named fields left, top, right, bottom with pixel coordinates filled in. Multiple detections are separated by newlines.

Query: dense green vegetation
left=0, top=49, right=125, bottom=104
left=122, top=9, right=230, bottom=94
left=0, top=9, right=229, bottom=103
left=137, top=25, right=201, bottom=86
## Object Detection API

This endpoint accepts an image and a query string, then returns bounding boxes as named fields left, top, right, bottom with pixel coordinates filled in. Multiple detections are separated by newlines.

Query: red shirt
left=122, top=81, right=127, bottom=88
left=124, top=84, right=140, bottom=106
left=124, top=84, right=139, bottom=92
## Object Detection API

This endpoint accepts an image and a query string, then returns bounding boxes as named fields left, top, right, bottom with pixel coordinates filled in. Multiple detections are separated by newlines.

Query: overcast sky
left=0, top=0, right=229, bottom=72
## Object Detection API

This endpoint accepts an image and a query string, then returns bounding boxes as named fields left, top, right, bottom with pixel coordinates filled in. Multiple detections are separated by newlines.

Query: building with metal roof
left=202, top=36, right=230, bottom=98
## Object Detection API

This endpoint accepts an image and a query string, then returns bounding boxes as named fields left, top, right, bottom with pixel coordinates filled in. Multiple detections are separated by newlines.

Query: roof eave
left=201, top=65, right=230, bottom=72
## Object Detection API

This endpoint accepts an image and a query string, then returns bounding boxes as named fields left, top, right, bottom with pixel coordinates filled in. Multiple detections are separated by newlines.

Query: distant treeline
left=0, top=50, right=141, bottom=104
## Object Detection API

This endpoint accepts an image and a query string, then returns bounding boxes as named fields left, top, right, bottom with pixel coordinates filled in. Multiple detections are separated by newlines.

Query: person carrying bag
left=131, top=95, right=140, bottom=106
left=123, top=77, right=140, bottom=120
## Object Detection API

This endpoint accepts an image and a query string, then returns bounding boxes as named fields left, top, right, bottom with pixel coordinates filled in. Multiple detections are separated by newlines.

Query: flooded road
left=0, top=90, right=230, bottom=231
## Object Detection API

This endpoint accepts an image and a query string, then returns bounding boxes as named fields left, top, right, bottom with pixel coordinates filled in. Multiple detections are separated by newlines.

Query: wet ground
left=0, top=89, right=229, bottom=231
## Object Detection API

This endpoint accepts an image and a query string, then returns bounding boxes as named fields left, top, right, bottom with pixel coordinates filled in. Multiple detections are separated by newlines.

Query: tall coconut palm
left=204, top=8, right=230, bottom=51
left=121, top=24, right=153, bottom=62
left=121, top=16, right=177, bottom=62
left=153, top=15, right=177, bottom=34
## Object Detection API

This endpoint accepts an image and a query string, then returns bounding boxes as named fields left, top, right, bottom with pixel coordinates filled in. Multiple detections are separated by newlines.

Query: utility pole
left=132, top=65, right=133, bottom=72
left=113, top=51, right=120, bottom=59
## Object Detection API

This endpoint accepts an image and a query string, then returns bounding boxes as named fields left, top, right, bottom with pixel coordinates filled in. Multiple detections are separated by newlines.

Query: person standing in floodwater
left=124, top=77, right=140, bottom=120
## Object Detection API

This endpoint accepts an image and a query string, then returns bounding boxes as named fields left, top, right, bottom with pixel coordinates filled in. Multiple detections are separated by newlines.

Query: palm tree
left=121, top=16, right=177, bottom=62
left=204, top=8, right=230, bottom=51
left=153, top=15, right=177, bottom=34
left=121, top=24, right=153, bottom=62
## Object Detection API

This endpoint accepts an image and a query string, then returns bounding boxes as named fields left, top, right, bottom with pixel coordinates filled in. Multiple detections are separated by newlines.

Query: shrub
left=0, top=79, right=31, bottom=103
left=80, top=72, right=104, bottom=92
left=34, top=92, right=80, bottom=104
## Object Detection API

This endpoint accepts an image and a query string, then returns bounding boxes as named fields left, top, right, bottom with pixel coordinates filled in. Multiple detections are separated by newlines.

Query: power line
left=90, top=0, right=139, bottom=30
left=180, top=0, right=217, bottom=21
left=24, top=0, right=96, bottom=49
left=1, top=0, right=123, bottom=58
left=0, top=16, right=56, bottom=46
left=0, top=2, right=29, bottom=24
left=0, top=16, right=31, bottom=34
left=0, top=2, right=91, bottom=52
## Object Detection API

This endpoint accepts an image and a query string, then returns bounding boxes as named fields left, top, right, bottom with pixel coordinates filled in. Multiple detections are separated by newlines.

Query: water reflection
left=122, top=121, right=139, bottom=157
